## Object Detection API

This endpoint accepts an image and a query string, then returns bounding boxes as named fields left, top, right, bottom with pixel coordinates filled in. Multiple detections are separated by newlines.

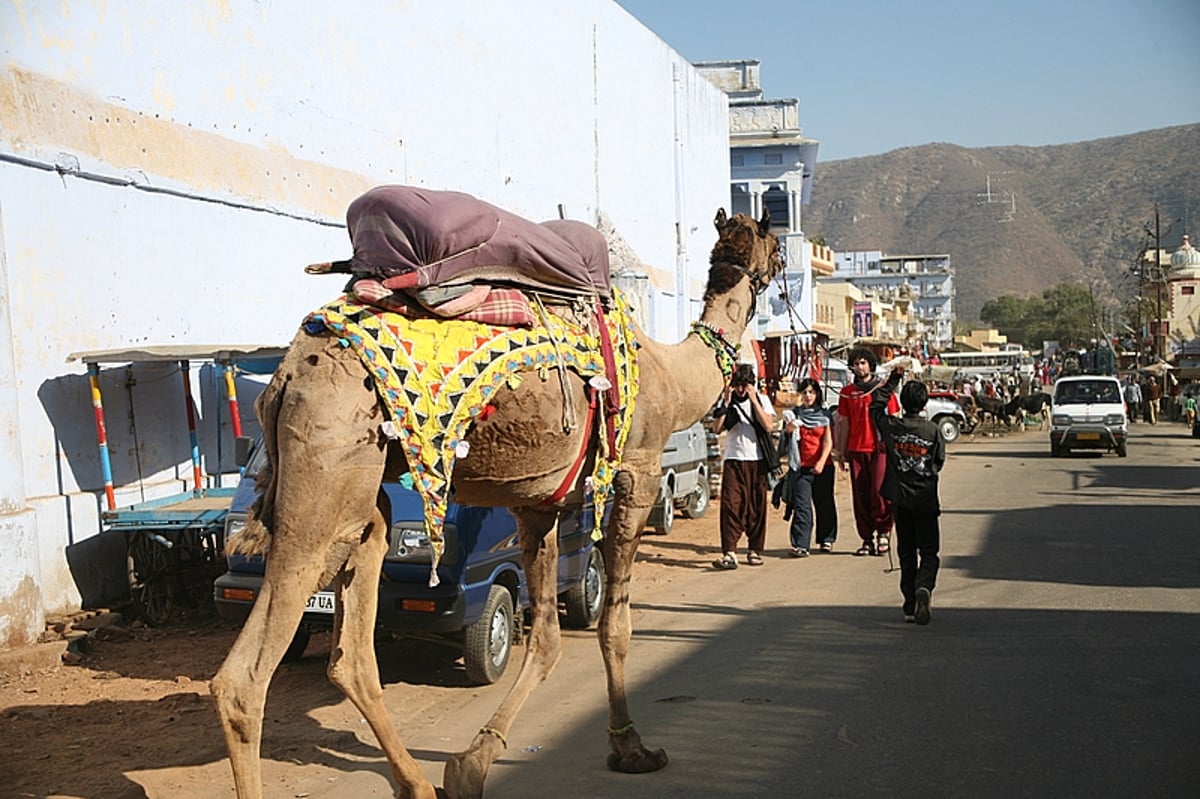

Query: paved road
left=265, top=423, right=1200, bottom=799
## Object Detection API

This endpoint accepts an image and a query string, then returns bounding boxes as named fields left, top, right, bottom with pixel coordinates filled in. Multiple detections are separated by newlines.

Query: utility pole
left=1146, top=203, right=1175, bottom=362
left=1155, top=205, right=1164, bottom=360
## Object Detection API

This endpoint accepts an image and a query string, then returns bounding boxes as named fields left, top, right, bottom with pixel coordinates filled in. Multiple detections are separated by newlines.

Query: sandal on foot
left=876, top=535, right=891, bottom=555
left=747, top=551, right=764, bottom=566
left=713, top=553, right=738, bottom=570
left=854, top=543, right=875, bottom=556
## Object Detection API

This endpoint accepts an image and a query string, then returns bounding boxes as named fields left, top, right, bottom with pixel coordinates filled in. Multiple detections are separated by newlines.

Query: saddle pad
left=304, top=293, right=639, bottom=582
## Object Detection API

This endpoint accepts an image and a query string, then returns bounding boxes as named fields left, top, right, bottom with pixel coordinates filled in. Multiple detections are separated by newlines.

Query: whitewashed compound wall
left=0, top=0, right=732, bottom=648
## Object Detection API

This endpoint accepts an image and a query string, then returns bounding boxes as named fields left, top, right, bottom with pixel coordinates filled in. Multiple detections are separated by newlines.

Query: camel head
left=704, top=208, right=783, bottom=310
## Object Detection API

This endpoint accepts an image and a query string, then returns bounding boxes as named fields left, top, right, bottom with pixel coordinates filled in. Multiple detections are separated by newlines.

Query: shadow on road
left=487, top=602, right=1200, bottom=799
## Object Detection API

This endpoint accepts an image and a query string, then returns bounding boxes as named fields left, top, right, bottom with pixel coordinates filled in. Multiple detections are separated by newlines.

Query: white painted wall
left=0, top=0, right=732, bottom=647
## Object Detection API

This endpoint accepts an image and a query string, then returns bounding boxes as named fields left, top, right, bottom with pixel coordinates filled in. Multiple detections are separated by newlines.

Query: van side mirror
left=234, top=436, right=255, bottom=468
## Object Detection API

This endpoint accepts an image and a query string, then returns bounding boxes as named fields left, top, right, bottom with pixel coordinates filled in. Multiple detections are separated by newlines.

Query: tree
left=979, top=294, right=1038, bottom=344
left=979, top=282, right=1096, bottom=348
left=1033, top=283, right=1093, bottom=346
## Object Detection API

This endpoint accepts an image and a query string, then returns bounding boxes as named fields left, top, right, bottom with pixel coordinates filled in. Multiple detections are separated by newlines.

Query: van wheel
left=464, top=585, right=514, bottom=685
left=563, top=547, right=605, bottom=629
left=282, top=626, right=311, bottom=663
left=1050, top=440, right=1063, bottom=457
left=1116, top=441, right=1128, bottom=457
left=681, top=478, right=710, bottom=519
left=934, top=415, right=961, bottom=444
left=653, top=484, right=675, bottom=534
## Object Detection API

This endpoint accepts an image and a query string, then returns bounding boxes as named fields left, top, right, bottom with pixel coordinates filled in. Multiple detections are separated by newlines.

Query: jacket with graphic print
left=869, top=371, right=946, bottom=513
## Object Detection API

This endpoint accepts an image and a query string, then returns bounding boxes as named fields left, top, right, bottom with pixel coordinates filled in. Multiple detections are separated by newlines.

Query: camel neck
left=657, top=277, right=758, bottom=430
left=666, top=333, right=736, bottom=425
left=700, top=276, right=755, bottom=336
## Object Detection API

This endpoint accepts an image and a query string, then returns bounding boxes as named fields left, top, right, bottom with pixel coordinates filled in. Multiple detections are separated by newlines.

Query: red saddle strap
left=594, top=301, right=621, bottom=453
left=542, top=388, right=599, bottom=505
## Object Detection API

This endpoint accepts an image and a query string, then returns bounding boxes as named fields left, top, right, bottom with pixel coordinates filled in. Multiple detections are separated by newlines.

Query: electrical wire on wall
left=0, top=151, right=345, bottom=228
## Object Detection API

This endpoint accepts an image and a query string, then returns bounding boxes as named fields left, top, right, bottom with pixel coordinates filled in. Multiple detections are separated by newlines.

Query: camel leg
left=598, top=468, right=669, bottom=773
left=444, top=507, right=563, bottom=799
left=211, top=536, right=346, bottom=799
left=327, top=503, right=437, bottom=799
left=212, top=342, right=390, bottom=798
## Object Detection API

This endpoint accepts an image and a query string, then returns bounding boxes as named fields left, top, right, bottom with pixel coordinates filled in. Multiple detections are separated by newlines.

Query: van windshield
left=244, top=439, right=269, bottom=478
left=1054, top=380, right=1120, bottom=405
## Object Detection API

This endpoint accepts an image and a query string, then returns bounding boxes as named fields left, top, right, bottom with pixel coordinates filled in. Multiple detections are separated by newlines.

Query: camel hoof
left=606, top=747, right=669, bottom=773
left=443, top=748, right=490, bottom=799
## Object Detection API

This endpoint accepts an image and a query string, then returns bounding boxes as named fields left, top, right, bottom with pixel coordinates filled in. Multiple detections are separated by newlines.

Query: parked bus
left=937, top=350, right=1034, bottom=379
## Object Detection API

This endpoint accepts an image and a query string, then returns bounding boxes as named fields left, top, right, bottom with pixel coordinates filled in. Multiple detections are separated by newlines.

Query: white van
left=821, top=357, right=850, bottom=409
left=1049, top=375, right=1128, bottom=457
left=647, top=422, right=711, bottom=534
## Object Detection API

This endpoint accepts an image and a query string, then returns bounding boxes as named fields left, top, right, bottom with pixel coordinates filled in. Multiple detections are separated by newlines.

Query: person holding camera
left=711, top=363, right=776, bottom=570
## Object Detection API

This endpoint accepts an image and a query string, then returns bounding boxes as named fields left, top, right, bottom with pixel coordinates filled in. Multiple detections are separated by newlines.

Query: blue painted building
left=695, top=60, right=824, bottom=344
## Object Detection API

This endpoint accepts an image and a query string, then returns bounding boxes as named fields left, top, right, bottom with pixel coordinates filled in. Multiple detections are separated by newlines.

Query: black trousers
left=812, top=466, right=837, bottom=545
left=895, top=505, right=940, bottom=613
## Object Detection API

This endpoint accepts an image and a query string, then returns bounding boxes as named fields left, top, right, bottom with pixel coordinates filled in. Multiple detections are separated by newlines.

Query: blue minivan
left=213, top=439, right=605, bottom=684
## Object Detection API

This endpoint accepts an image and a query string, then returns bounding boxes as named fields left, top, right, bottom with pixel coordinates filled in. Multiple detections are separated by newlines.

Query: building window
left=1182, top=285, right=1195, bottom=296
left=762, top=184, right=789, bottom=231
left=731, top=154, right=744, bottom=167
left=764, top=153, right=783, bottom=165
left=730, top=183, right=752, bottom=217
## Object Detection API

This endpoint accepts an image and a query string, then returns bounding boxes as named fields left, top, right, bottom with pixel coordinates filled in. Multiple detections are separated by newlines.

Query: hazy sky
left=616, top=0, right=1200, bottom=162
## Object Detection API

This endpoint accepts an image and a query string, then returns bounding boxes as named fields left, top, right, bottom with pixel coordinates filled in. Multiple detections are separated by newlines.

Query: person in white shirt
left=710, top=364, right=776, bottom=569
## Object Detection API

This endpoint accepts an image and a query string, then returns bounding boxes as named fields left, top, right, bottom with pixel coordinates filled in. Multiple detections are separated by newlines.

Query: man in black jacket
left=869, top=363, right=946, bottom=625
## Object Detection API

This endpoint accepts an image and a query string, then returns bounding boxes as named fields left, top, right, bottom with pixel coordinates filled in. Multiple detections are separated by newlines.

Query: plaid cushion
left=452, top=287, right=536, bottom=327
left=356, top=286, right=536, bottom=328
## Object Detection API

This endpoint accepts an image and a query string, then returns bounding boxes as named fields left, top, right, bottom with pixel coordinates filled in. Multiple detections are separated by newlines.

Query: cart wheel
left=127, top=533, right=174, bottom=626
left=174, top=528, right=222, bottom=611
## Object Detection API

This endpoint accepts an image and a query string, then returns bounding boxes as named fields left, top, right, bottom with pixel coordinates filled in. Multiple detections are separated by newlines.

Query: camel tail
left=225, top=362, right=288, bottom=558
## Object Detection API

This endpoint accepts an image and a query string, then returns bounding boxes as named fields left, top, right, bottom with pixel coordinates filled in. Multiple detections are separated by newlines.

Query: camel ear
left=758, top=209, right=771, bottom=235
left=714, top=208, right=727, bottom=229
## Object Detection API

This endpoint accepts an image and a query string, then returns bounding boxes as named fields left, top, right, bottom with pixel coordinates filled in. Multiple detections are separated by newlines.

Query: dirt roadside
left=0, top=471, right=859, bottom=799
left=0, top=497, right=721, bottom=798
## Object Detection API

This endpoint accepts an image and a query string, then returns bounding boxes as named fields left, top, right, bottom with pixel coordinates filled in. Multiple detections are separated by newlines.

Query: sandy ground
left=2, top=471, right=806, bottom=799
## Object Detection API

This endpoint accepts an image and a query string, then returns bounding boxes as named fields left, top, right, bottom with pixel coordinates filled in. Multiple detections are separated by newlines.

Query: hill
left=804, top=124, right=1200, bottom=322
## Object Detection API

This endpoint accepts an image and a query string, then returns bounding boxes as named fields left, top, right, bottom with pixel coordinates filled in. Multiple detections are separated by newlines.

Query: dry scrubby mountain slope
left=805, top=124, right=1200, bottom=322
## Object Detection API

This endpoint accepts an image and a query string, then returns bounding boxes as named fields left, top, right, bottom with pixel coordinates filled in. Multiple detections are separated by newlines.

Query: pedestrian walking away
left=869, top=362, right=946, bottom=625
left=1123, top=376, right=1142, bottom=423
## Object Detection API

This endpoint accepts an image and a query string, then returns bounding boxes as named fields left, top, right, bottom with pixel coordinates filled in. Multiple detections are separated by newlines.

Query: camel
left=210, top=208, right=783, bottom=799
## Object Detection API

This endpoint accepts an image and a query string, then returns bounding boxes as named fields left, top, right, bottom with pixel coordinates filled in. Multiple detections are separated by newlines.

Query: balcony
left=810, top=242, right=835, bottom=276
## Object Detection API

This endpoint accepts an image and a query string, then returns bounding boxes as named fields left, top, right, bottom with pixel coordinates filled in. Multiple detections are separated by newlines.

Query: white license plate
left=305, top=591, right=335, bottom=614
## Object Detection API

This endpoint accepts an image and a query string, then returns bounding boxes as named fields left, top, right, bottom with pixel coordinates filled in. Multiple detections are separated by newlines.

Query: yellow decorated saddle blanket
left=303, top=294, right=639, bottom=582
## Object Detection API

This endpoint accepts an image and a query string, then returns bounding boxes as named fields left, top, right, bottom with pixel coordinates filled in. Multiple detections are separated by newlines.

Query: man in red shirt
left=836, top=347, right=899, bottom=556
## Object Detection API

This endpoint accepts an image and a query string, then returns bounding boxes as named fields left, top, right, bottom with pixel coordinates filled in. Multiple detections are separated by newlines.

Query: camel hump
left=331, top=185, right=612, bottom=299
